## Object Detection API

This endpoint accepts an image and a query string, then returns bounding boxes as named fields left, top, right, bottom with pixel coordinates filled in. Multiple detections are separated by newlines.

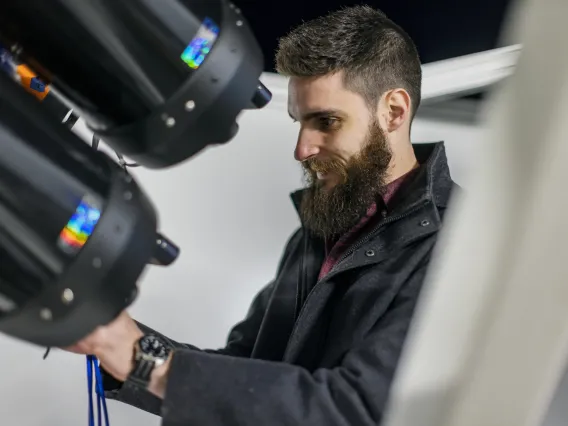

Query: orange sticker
left=15, top=64, right=50, bottom=101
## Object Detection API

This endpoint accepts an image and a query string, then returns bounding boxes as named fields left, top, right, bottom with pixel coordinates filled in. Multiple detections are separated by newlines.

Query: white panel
left=383, top=1, right=568, bottom=426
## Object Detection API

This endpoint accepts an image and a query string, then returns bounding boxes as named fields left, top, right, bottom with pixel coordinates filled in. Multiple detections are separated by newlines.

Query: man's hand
left=65, top=310, right=144, bottom=382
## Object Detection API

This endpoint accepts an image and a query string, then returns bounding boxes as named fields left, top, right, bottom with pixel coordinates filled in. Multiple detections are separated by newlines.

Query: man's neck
left=386, top=139, right=419, bottom=184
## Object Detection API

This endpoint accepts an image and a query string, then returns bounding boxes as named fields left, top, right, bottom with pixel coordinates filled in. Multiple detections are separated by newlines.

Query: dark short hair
left=275, top=5, right=422, bottom=119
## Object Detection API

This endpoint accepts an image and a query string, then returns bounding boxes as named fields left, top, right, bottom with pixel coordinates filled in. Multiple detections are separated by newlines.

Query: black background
left=232, top=0, right=514, bottom=72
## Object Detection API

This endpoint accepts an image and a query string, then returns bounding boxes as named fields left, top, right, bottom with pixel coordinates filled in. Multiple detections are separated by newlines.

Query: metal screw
left=124, top=191, right=133, bottom=201
left=157, top=239, right=162, bottom=245
left=236, top=20, right=243, bottom=27
left=62, top=288, right=74, bottom=304
left=92, top=257, right=102, bottom=269
left=40, top=308, right=52, bottom=321
left=185, top=100, right=196, bottom=111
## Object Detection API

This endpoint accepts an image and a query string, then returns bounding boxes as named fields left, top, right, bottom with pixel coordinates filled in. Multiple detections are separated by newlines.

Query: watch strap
left=126, top=356, right=156, bottom=389
left=126, top=334, right=171, bottom=390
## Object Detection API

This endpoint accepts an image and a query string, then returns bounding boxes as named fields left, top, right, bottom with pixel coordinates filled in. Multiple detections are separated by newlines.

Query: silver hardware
left=62, top=288, right=74, bottom=304
left=40, top=308, right=52, bottom=321
left=185, top=100, right=196, bottom=111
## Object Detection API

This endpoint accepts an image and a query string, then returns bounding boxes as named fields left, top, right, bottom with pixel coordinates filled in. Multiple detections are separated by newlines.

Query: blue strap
left=87, top=355, right=110, bottom=426
left=87, top=356, right=95, bottom=426
left=93, top=357, right=110, bottom=426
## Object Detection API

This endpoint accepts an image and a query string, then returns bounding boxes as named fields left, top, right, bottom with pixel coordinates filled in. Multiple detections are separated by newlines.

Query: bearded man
left=65, top=5, right=457, bottom=426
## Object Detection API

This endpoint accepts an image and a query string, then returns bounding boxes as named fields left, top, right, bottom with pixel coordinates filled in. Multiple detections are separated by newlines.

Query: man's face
left=288, top=73, right=393, bottom=238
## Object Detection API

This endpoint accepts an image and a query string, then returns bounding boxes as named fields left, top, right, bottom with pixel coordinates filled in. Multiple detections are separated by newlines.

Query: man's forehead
left=288, top=74, right=345, bottom=104
left=287, top=74, right=364, bottom=119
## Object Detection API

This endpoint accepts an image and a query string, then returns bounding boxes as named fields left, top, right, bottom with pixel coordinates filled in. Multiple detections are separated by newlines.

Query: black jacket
left=104, top=142, right=456, bottom=426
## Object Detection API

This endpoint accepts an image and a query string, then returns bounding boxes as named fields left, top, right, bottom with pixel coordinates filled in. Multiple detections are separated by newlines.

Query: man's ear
left=380, top=89, right=411, bottom=132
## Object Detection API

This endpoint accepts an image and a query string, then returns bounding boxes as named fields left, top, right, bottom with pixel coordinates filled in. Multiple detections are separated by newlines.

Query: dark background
left=232, top=0, right=514, bottom=72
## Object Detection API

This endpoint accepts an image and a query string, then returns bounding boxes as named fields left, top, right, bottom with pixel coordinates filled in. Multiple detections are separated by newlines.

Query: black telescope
left=0, top=0, right=270, bottom=347
left=0, top=0, right=269, bottom=168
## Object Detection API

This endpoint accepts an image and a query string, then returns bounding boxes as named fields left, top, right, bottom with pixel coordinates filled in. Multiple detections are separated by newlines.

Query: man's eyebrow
left=288, top=109, right=343, bottom=121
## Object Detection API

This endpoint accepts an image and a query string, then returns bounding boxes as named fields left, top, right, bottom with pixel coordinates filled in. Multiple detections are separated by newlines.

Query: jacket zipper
left=284, top=201, right=429, bottom=358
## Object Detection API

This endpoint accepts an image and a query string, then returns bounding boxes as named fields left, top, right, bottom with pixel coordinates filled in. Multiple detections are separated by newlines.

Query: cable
left=87, top=355, right=110, bottom=426
left=91, top=134, right=139, bottom=169
left=115, top=151, right=139, bottom=168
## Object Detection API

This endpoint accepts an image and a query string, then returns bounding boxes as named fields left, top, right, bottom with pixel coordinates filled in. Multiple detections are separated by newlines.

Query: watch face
left=139, top=335, right=169, bottom=359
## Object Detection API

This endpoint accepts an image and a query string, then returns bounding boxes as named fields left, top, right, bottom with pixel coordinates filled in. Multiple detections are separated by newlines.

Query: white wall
left=0, top=98, right=486, bottom=426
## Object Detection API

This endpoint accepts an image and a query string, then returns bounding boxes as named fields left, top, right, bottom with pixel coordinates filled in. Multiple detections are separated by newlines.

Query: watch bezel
left=136, top=334, right=171, bottom=361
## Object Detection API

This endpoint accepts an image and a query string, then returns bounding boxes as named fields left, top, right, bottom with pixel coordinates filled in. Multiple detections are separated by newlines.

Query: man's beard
left=300, top=120, right=392, bottom=239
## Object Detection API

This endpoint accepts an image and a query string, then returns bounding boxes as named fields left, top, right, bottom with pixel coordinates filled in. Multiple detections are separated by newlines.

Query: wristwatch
left=126, top=334, right=171, bottom=389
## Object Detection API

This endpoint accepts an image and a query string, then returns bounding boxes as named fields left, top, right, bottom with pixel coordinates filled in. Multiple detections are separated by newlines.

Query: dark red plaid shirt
left=318, top=171, right=414, bottom=280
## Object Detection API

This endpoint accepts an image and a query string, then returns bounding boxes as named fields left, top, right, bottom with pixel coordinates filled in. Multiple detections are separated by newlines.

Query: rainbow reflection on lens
left=58, top=195, right=102, bottom=255
left=180, top=17, right=220, bottom=70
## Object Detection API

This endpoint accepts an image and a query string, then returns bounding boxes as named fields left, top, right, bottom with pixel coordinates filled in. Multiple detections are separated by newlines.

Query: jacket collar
left=290, top=142, right=454, bottom=217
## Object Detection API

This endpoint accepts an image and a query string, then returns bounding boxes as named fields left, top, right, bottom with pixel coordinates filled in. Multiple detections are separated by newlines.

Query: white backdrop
left=0, top=91, right=485, bottom=425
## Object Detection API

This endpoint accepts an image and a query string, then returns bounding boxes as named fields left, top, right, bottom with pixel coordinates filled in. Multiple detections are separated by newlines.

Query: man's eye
left=318, top=117, right=339, bottom=130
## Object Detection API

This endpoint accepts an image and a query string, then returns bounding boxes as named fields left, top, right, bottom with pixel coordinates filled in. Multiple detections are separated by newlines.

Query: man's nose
left=294, top=134, right=321, bottom=162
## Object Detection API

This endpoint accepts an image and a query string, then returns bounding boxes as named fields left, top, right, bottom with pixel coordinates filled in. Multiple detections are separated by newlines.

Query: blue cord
left=87, top=355, right=110, bottom=426
left=87, top=356, right=94, bottom=426
left=93, top=357, right=110, bottom=426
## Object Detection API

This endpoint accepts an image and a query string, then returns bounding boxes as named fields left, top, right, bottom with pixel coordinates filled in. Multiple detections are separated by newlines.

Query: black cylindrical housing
left=150, top=233, right=180, bottom=267
left=0, top=71, right=159, bottom=347
left=0, top=0, right=269, bottom=168
left=250, top=82, right=272, bottom=109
